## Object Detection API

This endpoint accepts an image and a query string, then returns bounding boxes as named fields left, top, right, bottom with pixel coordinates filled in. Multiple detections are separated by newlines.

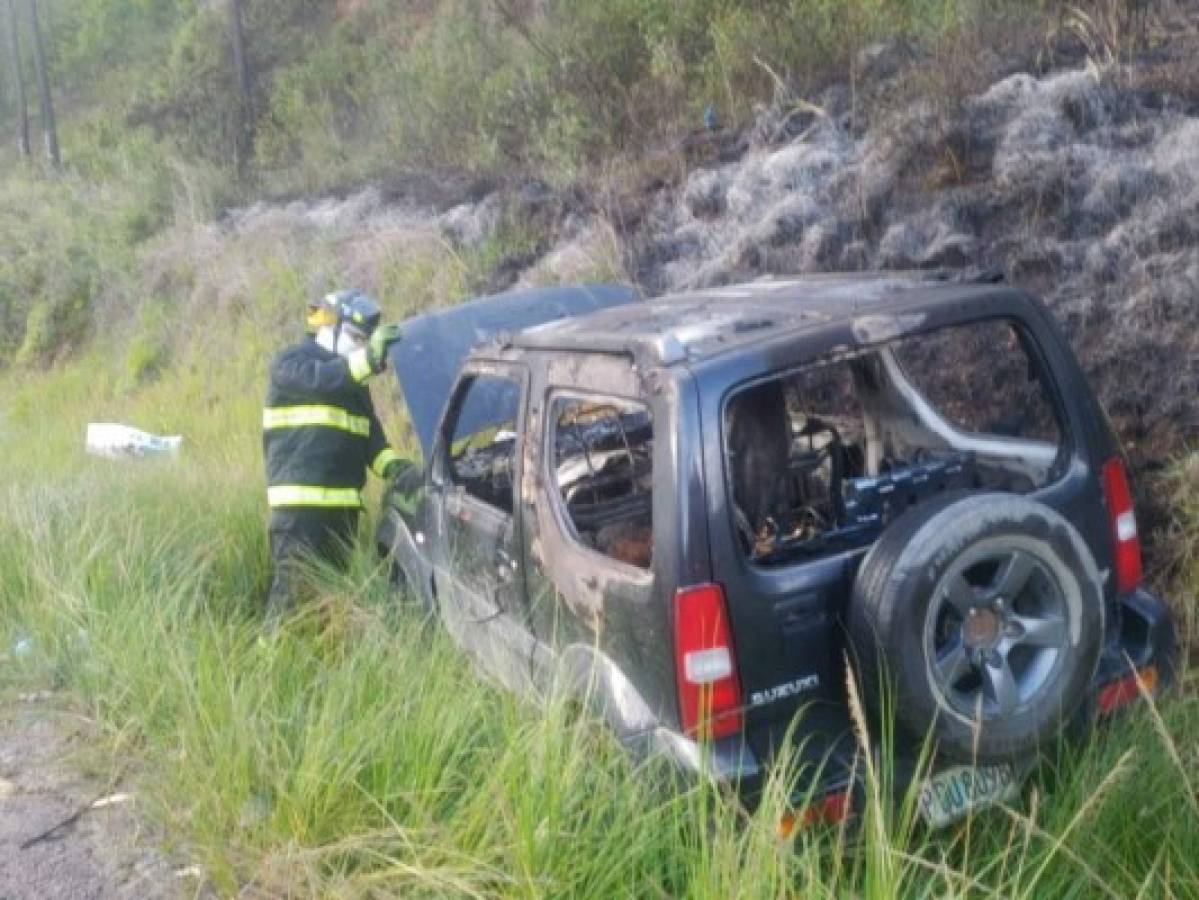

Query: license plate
left=918, top=763, right=1019, bottom=828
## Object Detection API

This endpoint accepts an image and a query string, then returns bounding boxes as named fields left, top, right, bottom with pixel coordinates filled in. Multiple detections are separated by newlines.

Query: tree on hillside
left=2, top=0, right=29, bottom=158
left=229, top=0, right=253, bottom=176
left=25, top=0, right=56, bottom=167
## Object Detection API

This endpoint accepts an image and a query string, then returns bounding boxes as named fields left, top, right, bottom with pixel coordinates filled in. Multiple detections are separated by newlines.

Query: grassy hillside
left=0, top=0, right=1068, bottom=372
left=1, top=0, right=1197, bottom=895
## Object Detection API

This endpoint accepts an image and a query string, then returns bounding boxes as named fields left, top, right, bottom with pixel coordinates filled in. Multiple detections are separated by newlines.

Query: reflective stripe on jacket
left=267, top=485, right=364, bottom=508
left=263, top=337, right=390, bottom=510
left=262, top=405, right=370, bottom=436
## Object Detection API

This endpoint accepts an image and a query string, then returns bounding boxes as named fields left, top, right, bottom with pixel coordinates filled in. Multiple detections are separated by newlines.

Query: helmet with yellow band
left=306, top=291, right=340, bottom=333
left=307, top=289, right=381, bottom=341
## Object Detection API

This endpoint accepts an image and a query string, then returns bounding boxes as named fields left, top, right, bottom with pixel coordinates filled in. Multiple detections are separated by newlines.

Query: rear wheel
left=848, top=493, right=1103, bottom=763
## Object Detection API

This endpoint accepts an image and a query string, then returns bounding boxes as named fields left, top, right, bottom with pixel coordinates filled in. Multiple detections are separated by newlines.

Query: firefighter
left=262, top=289, right=405, bottom=620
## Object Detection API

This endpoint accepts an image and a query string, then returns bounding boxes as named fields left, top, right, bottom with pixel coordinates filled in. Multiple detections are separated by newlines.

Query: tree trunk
left=228, top=0, right=252, bottom=176
left=25, top=0, right=56, bottom=167
left=3, top=0, right=29, bottom=158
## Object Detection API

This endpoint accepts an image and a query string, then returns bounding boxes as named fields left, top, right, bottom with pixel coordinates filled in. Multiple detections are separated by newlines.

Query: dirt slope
left=182, top=32, right=1198, bottom=516
left=631, top=67, right=1197, bottom=476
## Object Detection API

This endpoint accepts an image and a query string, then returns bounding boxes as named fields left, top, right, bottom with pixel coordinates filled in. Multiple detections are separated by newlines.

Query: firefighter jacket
left=263, top=337, right=400, bottom=517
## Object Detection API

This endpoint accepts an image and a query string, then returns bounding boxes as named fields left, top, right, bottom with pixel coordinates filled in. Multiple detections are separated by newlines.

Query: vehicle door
left=521, top=353, right=680, bottom=731
left=430, top=362, right=535, bottom=693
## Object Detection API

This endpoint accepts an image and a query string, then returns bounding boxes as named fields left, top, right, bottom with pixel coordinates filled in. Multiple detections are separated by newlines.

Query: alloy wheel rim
left=924, top=546, right=1070, bottom=721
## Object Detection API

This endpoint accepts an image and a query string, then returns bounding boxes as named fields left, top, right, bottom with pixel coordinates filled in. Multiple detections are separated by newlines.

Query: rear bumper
left=650, top=719, right=857, bottom=810
left=657, top=586, right=1178, bottom=811
left=1094, top=585, right=1177, bottom=688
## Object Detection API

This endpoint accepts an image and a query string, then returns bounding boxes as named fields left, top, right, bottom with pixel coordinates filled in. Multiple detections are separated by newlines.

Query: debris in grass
left=85, top=423, right=182, bottom=460
left=90, top=793, right=134, bottom=810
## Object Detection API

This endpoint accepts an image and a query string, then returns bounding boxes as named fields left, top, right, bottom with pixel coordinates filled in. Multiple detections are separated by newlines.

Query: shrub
left=14, top=262, right=98, bottom=368
left=121, top=302, right=173, bottom=388
left=1153, top=453, right=1199, bottom=643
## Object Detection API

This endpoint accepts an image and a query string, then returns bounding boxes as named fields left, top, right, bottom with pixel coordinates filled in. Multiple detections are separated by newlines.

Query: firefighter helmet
left=339, top=292, right=381, bottom=340
left=306, top=289, right=381, bottom=338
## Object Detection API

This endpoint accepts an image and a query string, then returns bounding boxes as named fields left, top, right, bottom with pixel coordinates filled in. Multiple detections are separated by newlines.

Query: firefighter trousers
left=266, top=508, right=359, bottom=622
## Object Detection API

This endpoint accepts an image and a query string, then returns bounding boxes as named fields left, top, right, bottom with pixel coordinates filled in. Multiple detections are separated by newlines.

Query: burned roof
left=512, top=272, right=1023, bottom=365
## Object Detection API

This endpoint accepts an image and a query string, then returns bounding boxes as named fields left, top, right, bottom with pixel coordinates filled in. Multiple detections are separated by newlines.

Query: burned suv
left=378, top=274, right=1174, bottom=828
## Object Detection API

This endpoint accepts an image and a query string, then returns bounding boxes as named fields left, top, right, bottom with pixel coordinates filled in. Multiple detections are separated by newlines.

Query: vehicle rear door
left=697, top=356, right=865, bottom=767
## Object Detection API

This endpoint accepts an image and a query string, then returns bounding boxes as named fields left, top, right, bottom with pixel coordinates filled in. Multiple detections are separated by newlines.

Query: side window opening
left=725, top=318, right=1066, bottom=566
left=447, top=374, right=521, bottom=514
left=550, top=396, right=654, bottom=570
left=891, top=320, right=1061, bottom=446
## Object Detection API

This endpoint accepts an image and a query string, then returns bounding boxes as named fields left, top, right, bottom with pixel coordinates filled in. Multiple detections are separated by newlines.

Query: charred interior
left=447, top=373, right=521, bottom=514
left=552, top=397, right=654, bottom=569
left=726, top=318, right=1066, bottom=565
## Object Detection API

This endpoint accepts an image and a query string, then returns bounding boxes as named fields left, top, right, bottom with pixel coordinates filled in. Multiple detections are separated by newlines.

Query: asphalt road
left=0, top=697, right=192, bottom=899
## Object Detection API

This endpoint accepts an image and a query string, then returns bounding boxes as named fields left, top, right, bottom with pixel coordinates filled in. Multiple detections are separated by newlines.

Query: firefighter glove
left=381, top=457, right=411, bottom=480
left=368, top=324, right=402, bottom=373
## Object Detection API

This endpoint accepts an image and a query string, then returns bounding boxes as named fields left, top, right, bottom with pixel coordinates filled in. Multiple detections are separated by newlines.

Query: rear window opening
left=551, top=396, right=654, bottom=570
left=724, top=319, right=1067, bottom=566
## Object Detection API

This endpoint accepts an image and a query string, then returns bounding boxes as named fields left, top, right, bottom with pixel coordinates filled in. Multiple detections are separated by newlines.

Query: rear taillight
left=674, top=583, right=743, bottom=740
left=1102, top=457, right=1143, bottom=594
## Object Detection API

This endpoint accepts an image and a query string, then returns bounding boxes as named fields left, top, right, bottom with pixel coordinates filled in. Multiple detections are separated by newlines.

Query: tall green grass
left=1, top=340, right=1197, bottom=897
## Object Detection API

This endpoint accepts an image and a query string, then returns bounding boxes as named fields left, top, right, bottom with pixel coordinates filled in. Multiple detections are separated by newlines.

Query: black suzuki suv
left=378, top=273, right=1175, bottom=829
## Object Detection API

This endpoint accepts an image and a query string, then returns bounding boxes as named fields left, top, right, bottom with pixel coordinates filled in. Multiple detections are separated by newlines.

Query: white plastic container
left=85, top=423, right=183, bottom=460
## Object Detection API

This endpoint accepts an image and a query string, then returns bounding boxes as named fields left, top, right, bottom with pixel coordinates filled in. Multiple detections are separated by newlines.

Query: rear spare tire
left=848, top=492, right=1103, bottom=763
